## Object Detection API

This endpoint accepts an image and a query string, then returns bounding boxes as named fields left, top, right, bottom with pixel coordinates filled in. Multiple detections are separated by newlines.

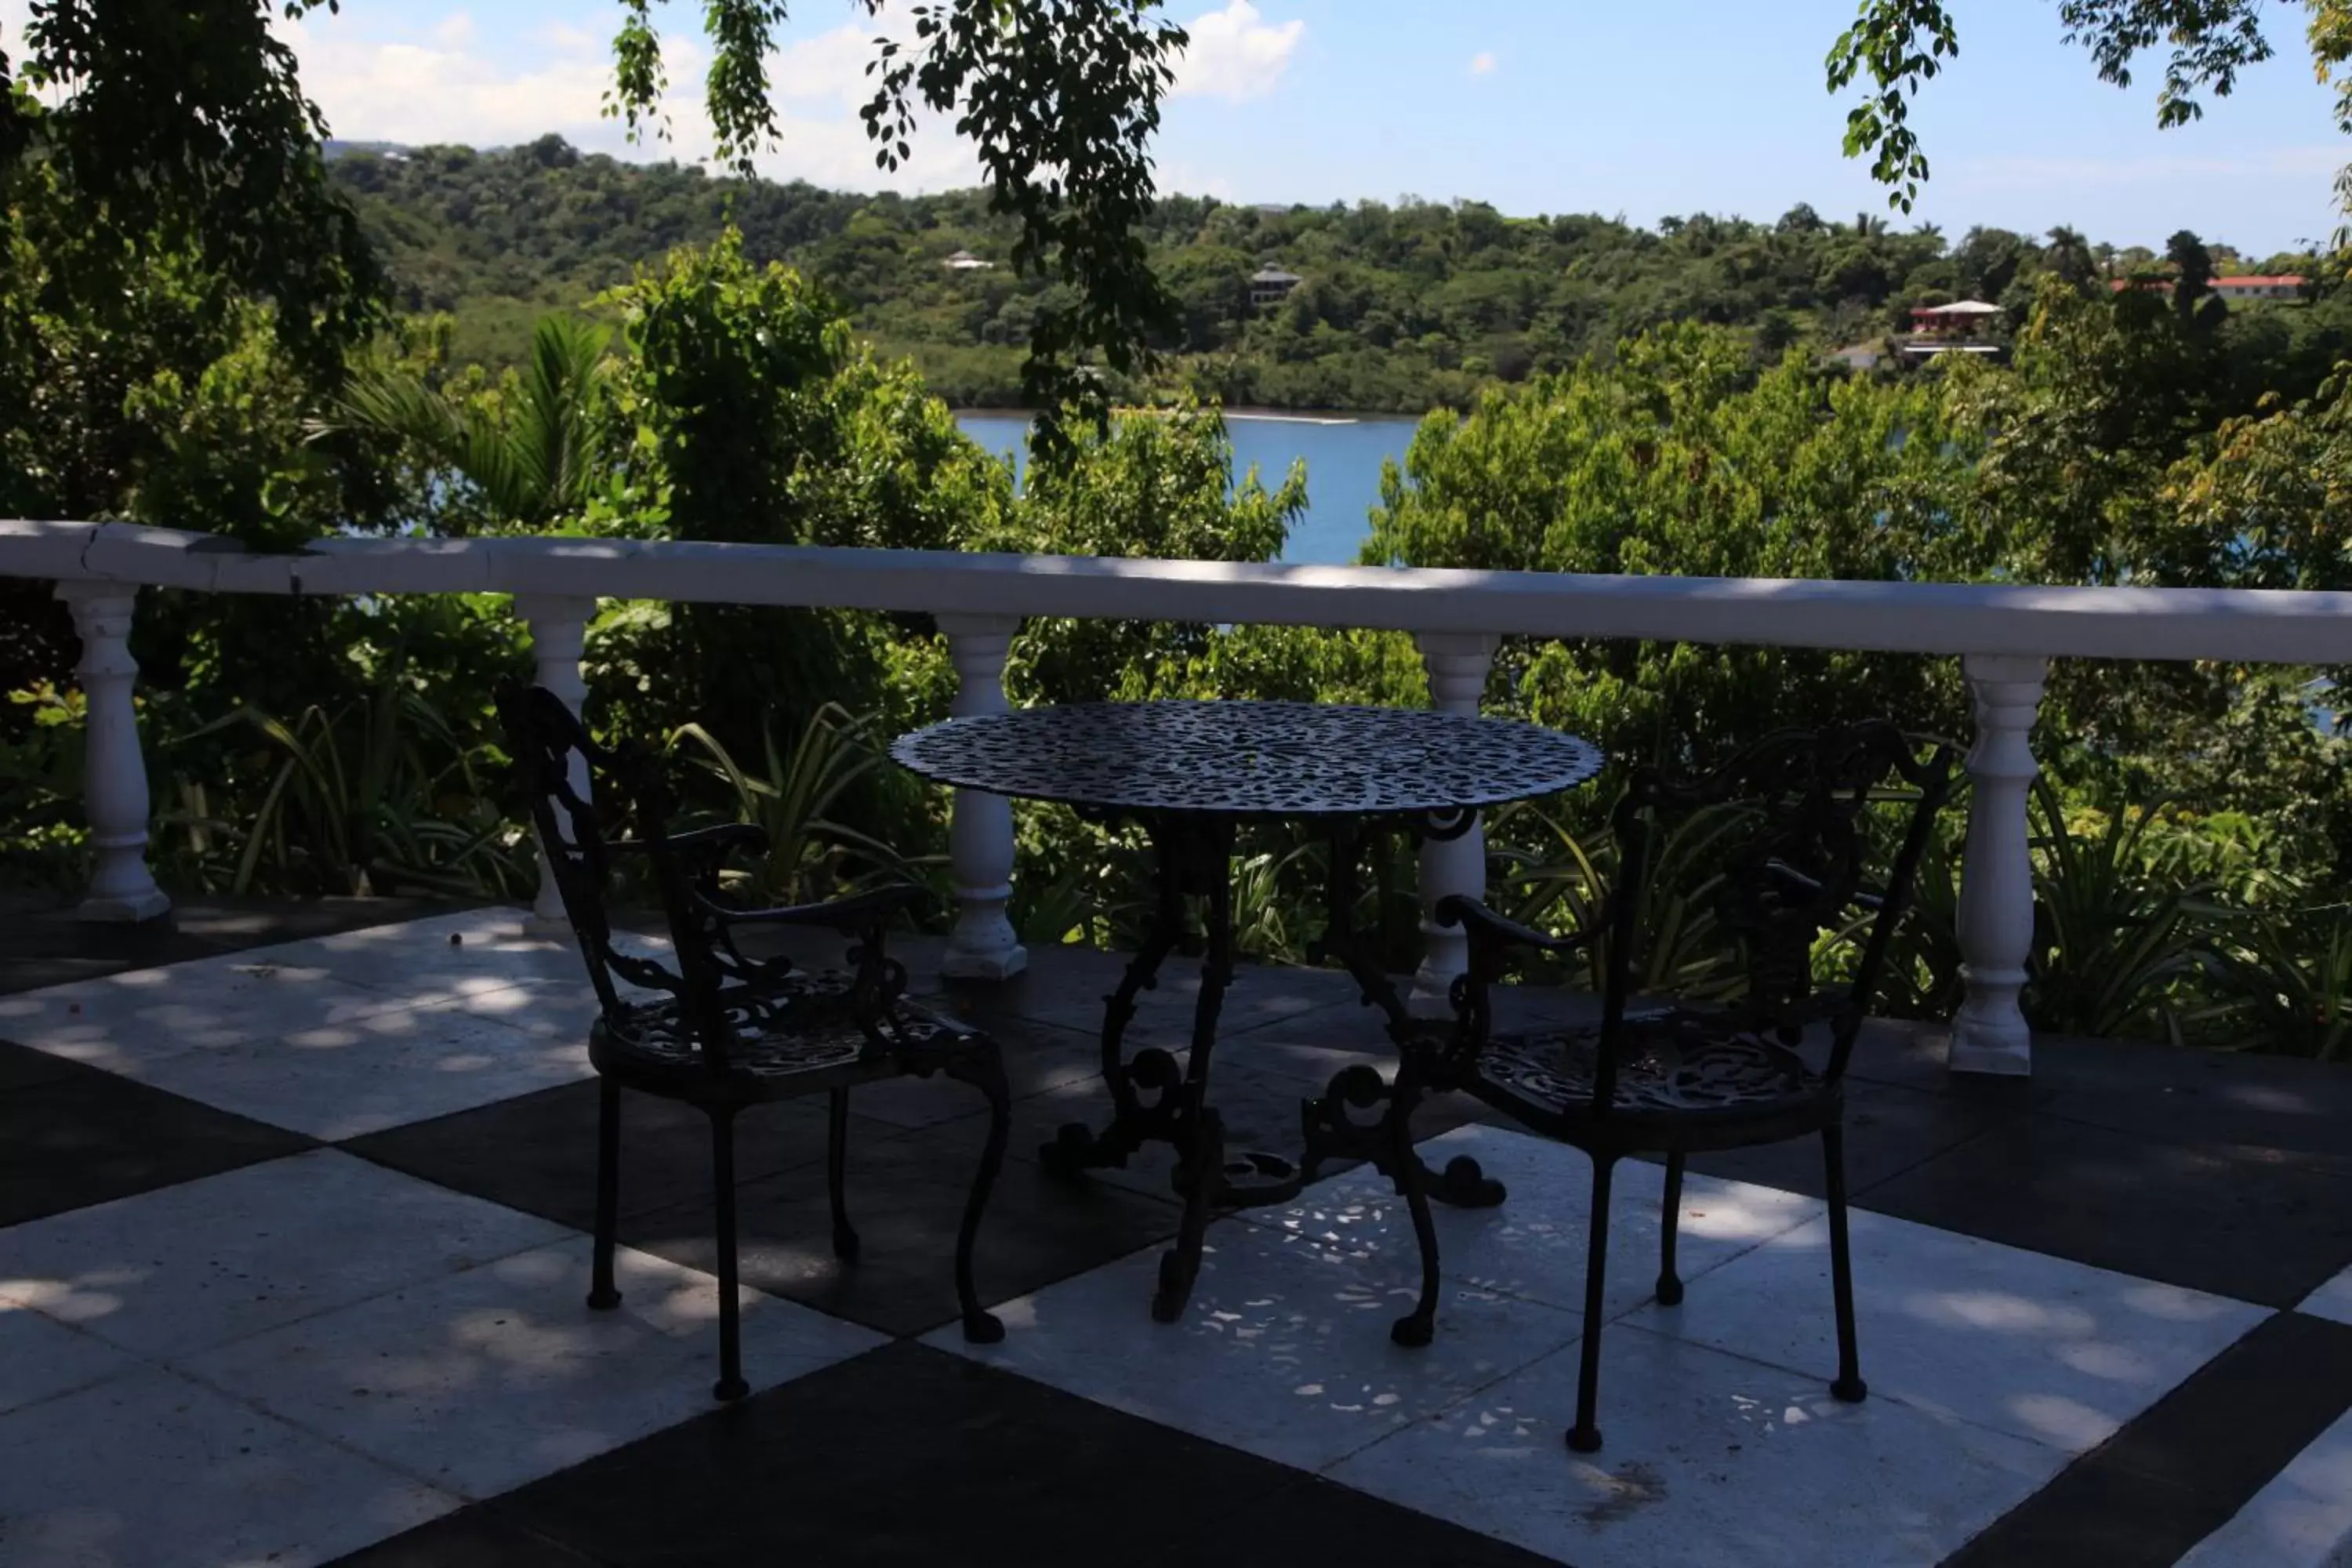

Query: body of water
left=954, top=411, right=1422, bottom=565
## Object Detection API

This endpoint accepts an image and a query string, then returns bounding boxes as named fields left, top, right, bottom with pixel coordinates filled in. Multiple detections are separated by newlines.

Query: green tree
left=319, top=314, right=616, bottom=534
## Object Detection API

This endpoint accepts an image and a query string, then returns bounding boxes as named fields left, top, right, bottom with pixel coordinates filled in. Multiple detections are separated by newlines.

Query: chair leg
left=1824, top=1123, right=1867, bottom=1403
left=827, top=1088, right=859, bottom=1261
left=949, top=1052, right=1011, bottom=1345
left=1386, top=1073, right=1443, bottom=1349
left=1657, top=1151, right=1686, bottom=1307
left=587, top=1076, right=622, bottom=1311
left=710, top=1108, right=749, bottom=1403
left=1567, top=1155, right=1616, bottom=1454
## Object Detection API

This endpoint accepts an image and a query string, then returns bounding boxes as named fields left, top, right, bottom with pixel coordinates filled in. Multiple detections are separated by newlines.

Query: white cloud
left=268, top=9, right=982, bottom=193
left=1469, top=52, right=1497, bottom=76
left=1172, top=1, right=1305, bottom=103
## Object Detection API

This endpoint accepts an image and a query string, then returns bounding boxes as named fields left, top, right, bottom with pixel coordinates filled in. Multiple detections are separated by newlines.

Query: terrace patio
left=7, top=895, right=2352, bottom=1567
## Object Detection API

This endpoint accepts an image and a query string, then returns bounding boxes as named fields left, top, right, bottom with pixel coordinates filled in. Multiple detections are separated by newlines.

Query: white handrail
left=6, top=518, right=2352, bottom=664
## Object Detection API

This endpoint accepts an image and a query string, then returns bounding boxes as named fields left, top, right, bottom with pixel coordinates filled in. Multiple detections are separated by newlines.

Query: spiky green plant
left=667, top=703, right=911, bottom=906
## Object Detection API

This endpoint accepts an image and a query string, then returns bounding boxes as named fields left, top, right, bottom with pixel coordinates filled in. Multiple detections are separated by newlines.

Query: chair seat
left=590, top=971, right=982, bottom=1102
left=1466, top=1008, right=1834, bottom=1146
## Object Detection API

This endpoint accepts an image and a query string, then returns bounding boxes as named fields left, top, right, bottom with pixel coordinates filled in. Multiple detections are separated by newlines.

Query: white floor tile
left=1243, top=1124, right=1822, bottom=1320
left=245, top=908, right=670, bottom=1006
left=0, top=1149, right=568, bottom=1359
left=1644, top=1206, right=2267, bottom=1454
left=1327, top=1324, right=2063, bottom=1568
left=2299, top=1265, right=2352, bottom=1329
left=926, top=1216, right=1581, bottom=1472
left=131, top=996, right=596, bottom=1139
left=0, top=1365, right=453, bottom=1568
left=183, top=1238, right=884, bottom=1501
left=0, top=956, right=402, bottom=1075
left=0, top=1303, right=136, bottom=1415
left=2180, top=1403, right=2352, bottom=1566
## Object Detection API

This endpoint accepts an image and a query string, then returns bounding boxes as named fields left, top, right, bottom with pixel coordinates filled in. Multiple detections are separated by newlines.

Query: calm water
left=954, top=411, right=1422, bottom=565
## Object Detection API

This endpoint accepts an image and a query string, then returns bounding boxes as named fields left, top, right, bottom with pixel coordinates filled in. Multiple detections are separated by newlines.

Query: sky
left=29, top=2, right=2352, bottom=254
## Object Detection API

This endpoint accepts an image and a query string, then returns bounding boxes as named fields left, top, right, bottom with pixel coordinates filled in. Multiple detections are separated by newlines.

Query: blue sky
left=253, top=1, right=2347, bottom=253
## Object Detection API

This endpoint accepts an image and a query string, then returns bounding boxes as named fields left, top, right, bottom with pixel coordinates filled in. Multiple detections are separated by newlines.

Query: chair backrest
left=495, top=682, right=734, bottom=1060
left=1601, top=720, right=1957, bottom=1087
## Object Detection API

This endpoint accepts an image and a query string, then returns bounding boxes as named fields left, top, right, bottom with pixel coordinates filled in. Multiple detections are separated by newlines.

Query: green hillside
left=330, top=133, right=2339, bottom=412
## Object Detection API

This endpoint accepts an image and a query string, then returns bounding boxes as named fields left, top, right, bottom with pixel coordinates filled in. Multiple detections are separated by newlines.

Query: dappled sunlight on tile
left=1246, top=1123, right=1820, bottom=1320
left=0, top=1149, right=567, bottom=1358
left=1648, top=1207, right=2268, bottom=1454
left=0, top=1367, right=456, bottom=1566
left=931, top=1215, right=1581, bottom=1471
left=0, top=1272, right=133, bottom=1328
left=134, top=998, right=597, bottom=1139
left=1329, top=1325, right=2061, bottom=1567
left=183, top=1238, right=883, bottom=1500
left=0, top=957, right=403, bottom=1076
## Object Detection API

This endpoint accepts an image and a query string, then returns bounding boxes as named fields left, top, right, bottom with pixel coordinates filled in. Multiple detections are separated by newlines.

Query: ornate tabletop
left=890, top=699, right=1602, bottom=818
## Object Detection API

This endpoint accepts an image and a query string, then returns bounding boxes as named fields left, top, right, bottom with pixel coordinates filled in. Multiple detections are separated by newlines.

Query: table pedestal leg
left=1036, top=815, right=1305, bottom=1322
left=1298, top=819, right=1507, bottom=1210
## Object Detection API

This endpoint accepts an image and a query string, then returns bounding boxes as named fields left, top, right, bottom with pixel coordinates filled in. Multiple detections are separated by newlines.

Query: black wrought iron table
left=891, top=699, right=1603, bottom=1322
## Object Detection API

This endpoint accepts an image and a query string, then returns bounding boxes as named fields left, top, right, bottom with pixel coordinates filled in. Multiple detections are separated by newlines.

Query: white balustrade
left=1945, top=653, right=2049, bottom=1076
left=1410, top=631, right=1498, bottom=1016
left=937, top=614, right=1028, bottom=980
left=15, top=519, right=2352, bottom=1076
left=514, top=594, right=595, bottom=936
left=56, top=583, right=169, bottom=922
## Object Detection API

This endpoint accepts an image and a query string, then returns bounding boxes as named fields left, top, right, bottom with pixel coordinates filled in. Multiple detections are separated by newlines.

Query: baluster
left=514, top=595, right=594, bottom=935
left=1410, top=632, right=1498, bottom=1016
left=938, top=614, right=1028, bottom=981
left=1947, top=652, right=2046, bottom=1076
left=57, top=583, right=169, bottom=922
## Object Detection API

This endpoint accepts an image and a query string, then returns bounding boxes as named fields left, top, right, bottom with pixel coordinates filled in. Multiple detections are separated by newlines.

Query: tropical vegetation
left=4, top=2, right=2352, bottom=1059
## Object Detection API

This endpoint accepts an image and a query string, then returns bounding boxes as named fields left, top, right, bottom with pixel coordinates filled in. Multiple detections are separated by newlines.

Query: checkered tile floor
left=7, top=901, right=2352, bottom=1566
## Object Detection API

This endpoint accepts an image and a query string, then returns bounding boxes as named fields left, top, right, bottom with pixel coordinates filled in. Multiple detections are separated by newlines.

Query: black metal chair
left=497, top=683, right=1010, bottom=1402
left=1380, top=720, right=1956, bottom=1453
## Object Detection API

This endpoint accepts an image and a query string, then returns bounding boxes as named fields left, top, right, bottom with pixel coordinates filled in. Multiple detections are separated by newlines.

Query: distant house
left=2109, top=274, right=2308, bottom=301
left=1250, top=266, right=1302, bottom=308
left=2216, top=274, right=2306, bottom=300
left=1824, top=343, right=1885, bottom=372
left=1907, top=299, right=2005, bottom=337
left=943, top=249, right=995, bottom=271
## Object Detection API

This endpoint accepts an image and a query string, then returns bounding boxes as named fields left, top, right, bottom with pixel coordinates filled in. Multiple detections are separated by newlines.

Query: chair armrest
left=1434, top=895, right=1595, bottom=957
left=701, top=882, right=928, bottom=934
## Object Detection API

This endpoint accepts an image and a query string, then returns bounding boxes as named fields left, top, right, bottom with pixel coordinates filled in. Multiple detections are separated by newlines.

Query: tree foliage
left=328, top=139, right=2351, bottom=412
left=1830, top=0, right=2352, bottom=238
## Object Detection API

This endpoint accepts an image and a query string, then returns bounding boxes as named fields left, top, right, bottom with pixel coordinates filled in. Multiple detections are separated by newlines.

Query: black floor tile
left=0, top=1038, right=82, bottom=1091
left=1946, top=1312, right=2352, bottom=1568
left=345, top=1080, right=835, bottom=1231
left=624, top=1111, right=1178, bottom=1338
left=494, top=1341, right=1515, bottom=1568
left=0, top=902, right=225, bottom=979
left=0, top=955, right=157, bottom=995
left=2032, top=1036, right=2352, bottom=1171
left=0, top=1062, right=314, bottom=1226
left=1181, top=1475, right=1566, bottom=1568
left=1688, top=1078, right=2023, bottom=1200
left=329, top=1512, right=600, bottom=1567
left=1861, top=1114, right=2352, bottom=1307
left=840, top=1015, right=1109, bottom=1131
left=936, top=943, right=1367, bottom=1051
